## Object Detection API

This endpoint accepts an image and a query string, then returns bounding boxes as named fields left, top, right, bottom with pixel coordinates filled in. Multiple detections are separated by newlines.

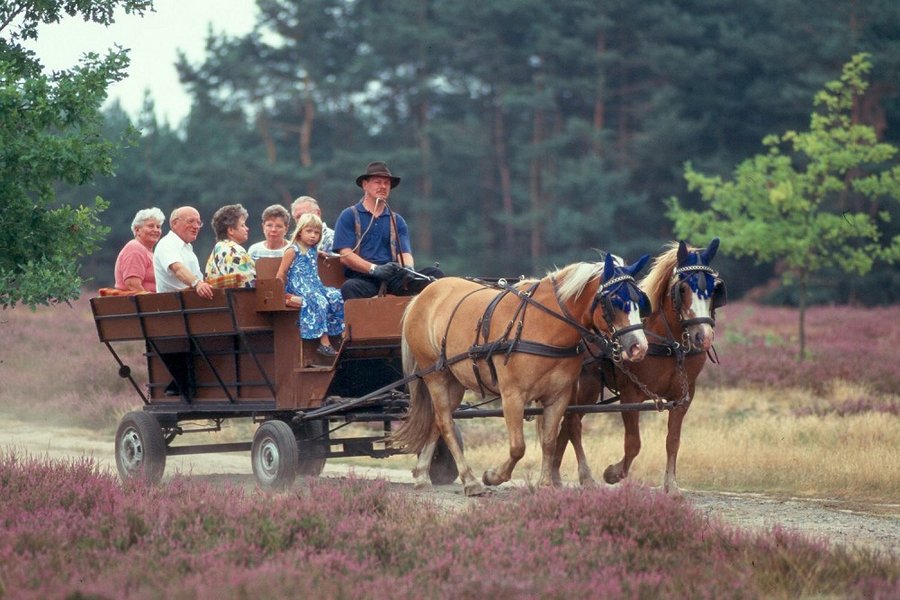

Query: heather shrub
left=0, top=294, right=144, bottom=429
left=702, top=302, right=900, bottom=394
left=1, top=452, right=897, bottom=599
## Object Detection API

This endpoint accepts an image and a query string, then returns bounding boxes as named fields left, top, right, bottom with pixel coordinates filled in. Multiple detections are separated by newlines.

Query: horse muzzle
left=617, top=328, right=648, bottom=362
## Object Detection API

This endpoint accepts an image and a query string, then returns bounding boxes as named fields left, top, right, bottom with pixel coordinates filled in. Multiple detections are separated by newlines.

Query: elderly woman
left=247, top=204, right=291, bottom=260
left=205, top=204, right=256, bottom=287
left=114, top=207, right=165, bottom=292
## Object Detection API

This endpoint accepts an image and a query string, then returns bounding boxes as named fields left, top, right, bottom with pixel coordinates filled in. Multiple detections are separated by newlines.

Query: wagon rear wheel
left=115, top=411, right=166, bottom=484
left=294, top=420, right=328, bottom=477
left=429, top=423, right=462, bottom=485
left=252, top=420, right=298, bottom=490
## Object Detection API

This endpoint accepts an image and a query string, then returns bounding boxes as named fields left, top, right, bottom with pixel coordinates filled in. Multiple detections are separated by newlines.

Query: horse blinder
left=711, top=279, right=727, bottom=311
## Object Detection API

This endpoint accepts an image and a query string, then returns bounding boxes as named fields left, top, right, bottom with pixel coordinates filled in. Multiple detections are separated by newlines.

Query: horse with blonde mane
left=389, top=253, right=651, bottom=496
left=548, top=238, right=726, bottom=494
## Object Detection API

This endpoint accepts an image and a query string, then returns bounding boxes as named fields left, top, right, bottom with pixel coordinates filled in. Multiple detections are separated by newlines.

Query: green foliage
left=0, top=0, right=151, bottom=308
left=669, top=54, right=900, bottom=355
left=669, top=53, right=900, bottom=280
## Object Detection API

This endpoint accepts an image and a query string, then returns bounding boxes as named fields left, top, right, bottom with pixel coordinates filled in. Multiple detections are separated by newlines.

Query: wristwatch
left=368, top=264, right=376, bottom=275
left=191, top=277, right=202, bottom=288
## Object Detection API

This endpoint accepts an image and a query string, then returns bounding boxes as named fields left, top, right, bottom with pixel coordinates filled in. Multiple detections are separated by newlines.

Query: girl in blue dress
left=276, top=213, right=344, bottom=356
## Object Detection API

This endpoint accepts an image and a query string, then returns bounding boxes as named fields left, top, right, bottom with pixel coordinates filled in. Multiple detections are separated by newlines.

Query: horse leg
left=663, top=404, right=689, bottom=495
left=603, top=411, right=641, bottom=484
left=433, top=380, right=484, bottom=496
left=550, top=415, right=571, bottom=486
left=410, top=425, right=441, bottom=489
left=568, top=414, right=596, bottom=486
left=483, top=393, right=527, bottom=487
left=537, top=397, right=570, bottom=487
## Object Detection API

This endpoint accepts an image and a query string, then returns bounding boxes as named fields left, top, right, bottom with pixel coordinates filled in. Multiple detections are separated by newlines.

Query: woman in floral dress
left=205, top=204, right=256, bottom=287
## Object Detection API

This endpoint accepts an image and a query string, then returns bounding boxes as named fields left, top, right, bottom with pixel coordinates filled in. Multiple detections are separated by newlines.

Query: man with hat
left=332, top=161, right=443, bottom=299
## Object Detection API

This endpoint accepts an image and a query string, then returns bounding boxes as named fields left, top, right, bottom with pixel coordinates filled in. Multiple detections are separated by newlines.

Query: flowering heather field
left=0, top=452, right=897, bottom=600
left=702, top=302, right=900, bottom=396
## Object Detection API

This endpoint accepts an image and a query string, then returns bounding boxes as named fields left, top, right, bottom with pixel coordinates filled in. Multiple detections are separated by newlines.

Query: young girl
left=276, top=213, right=344, bottom=357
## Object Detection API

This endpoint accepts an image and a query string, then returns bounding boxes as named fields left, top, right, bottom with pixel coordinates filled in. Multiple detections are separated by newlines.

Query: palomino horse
left=549, top=238, right=726, bottom=494
left=390, top=253, right=652, bottom=496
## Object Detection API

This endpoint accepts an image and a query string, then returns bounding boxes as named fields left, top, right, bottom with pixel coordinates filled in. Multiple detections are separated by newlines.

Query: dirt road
left=2, top=414, right=897, bottom=557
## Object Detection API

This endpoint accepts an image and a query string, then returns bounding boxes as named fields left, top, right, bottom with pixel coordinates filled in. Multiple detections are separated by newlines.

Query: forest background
left=53, top=0, right=900, bottom=304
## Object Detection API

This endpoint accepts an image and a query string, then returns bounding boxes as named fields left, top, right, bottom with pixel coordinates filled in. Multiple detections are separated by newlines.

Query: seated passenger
left=291, top=195, right=335, bottom=254
left=276, top=213, right=344, bottom=357
left=332, top=161, right=443, bottom=299
left=153, top=206, right=214, bottom=298
left=114, top=207, right=164, bottom=292
left=247, top=204, right=291, bottom=260
left=205, top=204, right=256, bottom=287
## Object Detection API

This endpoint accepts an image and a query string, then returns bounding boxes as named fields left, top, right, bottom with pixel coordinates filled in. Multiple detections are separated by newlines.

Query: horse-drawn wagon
left=91, top=242, right=724, bottom=493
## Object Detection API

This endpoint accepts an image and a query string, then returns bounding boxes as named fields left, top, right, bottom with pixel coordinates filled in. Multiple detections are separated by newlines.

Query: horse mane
left=552, top=262, right=601, bottom=302
left=640, top=241, right=685, bottom=311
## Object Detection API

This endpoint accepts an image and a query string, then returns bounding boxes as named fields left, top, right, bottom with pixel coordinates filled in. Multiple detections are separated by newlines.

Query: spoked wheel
left=115, top=411, right=166, bottom=484
left=294, top=419, right=328, bottom=477
left=429, top=423, right=463, bottom=485
left=252, top=420, right=298, bottom=491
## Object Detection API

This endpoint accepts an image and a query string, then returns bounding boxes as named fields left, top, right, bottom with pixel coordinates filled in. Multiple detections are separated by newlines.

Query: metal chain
left=615, top=356, right=692, bottom=410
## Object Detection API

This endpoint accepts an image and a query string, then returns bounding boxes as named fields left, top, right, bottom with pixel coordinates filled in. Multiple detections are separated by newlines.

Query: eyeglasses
left=177, top=218, right=203, bottom=227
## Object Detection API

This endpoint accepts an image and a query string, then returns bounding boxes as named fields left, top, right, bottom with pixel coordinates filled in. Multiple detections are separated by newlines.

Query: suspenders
left=352, top=204, right=398, bottom=262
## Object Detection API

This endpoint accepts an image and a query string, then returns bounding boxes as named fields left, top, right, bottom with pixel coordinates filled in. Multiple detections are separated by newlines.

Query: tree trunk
left=798, top=271, right=808, bottom=361
left=529, top=79, right=546, bottom=270
left=256, top=113, right=277, bottom=164
left=492, top=99, right=515, bottom=254
left=593, top=29, right=607, bottom=157
left=414, top=100, right=433, bottom=255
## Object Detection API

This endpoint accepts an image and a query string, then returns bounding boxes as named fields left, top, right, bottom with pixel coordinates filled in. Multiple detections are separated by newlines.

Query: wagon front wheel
left=115, top=411, right=166, bottom=484
left=252, top=420, right=298, bottom=490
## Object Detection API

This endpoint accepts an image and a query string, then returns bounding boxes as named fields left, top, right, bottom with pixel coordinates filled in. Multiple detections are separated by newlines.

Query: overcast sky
left=23, top=0, right=257, bottom=125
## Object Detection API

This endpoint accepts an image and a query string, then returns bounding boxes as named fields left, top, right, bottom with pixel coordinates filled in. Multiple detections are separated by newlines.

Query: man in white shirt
left=153, top=206, right=215, bottom=299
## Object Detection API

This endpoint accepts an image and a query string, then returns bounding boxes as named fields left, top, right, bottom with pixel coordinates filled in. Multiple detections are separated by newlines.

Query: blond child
left=276, top=213, right=344, bottom=356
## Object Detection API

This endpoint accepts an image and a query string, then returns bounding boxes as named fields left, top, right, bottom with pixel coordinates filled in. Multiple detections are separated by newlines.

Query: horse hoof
left=464, top=481, right=486, bottom=496
left=603, top=465, right=623, bottom=485
left=482, top=470, right=503, bottom=487
left=580, top=476, right=597, bottom=487
left=413, top=480, right=432, bottom=491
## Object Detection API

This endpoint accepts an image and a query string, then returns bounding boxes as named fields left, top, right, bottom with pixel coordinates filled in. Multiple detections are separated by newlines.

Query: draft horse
left=390, top=253, right=652, bottom=496
left=549, top=238, right=726, bottom=494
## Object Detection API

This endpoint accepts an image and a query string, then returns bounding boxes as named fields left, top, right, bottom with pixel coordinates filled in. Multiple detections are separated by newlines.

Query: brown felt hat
left=355, top=161, right=401, bottom=188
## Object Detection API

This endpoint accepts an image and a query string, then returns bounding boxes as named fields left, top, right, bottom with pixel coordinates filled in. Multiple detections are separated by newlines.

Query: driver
left=331, top=161, right=443, bottom=299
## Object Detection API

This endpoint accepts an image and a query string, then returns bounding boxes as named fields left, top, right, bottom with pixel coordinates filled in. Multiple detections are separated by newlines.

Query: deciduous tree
left=668, top=54, right=900, bottom=358
left=0, top=0, right=151, bottom=308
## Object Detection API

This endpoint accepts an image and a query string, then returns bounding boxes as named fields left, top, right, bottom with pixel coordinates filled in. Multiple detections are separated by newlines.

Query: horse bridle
left=591, top=273, right=651, bottom=340
left=670, top=264, right=727, bottom=329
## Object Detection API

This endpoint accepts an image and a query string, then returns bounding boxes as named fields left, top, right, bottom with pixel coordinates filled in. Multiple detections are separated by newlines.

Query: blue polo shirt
left=332, top=201, right=412, bottom=268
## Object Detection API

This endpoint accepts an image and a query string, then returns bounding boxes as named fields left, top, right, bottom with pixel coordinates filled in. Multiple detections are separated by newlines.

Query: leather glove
left=370, top=262, right=402, bottom=281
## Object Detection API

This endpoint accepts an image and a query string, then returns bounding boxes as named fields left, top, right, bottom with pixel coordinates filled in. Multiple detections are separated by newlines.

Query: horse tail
left=388, top=299, right=436, bottom=454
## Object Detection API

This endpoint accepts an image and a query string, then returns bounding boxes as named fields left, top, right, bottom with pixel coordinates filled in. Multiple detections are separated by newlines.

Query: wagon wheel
left=429, top=423, right=463, bottom=485
left=115, top=411, right=166, bottom=485
left=252, top=420, right=299, bottom=491
left=294, top=420, right=328, bottom=478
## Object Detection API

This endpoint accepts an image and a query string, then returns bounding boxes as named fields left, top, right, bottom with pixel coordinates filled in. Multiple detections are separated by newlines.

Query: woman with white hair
left=114, top=207, right=165, bottom=292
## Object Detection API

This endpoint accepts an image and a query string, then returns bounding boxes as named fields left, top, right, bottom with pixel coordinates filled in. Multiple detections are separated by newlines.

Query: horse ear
left=677, top=240, right=689, bottom=265
left=628, top=254, right=650, bottom=276
left=603, top=252, right=616, bottom=280
left=701, top=237, right=720, bottom=264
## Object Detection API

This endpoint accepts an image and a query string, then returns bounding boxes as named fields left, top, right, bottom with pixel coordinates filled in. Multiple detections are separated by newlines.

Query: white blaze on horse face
left=685, top=289, right=715, bottom=350
left=621, top=304, right=648, bottom=361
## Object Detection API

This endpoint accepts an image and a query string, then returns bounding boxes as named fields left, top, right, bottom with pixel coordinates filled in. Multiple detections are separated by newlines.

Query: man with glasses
left=153, top=206, right=214, bottom=298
